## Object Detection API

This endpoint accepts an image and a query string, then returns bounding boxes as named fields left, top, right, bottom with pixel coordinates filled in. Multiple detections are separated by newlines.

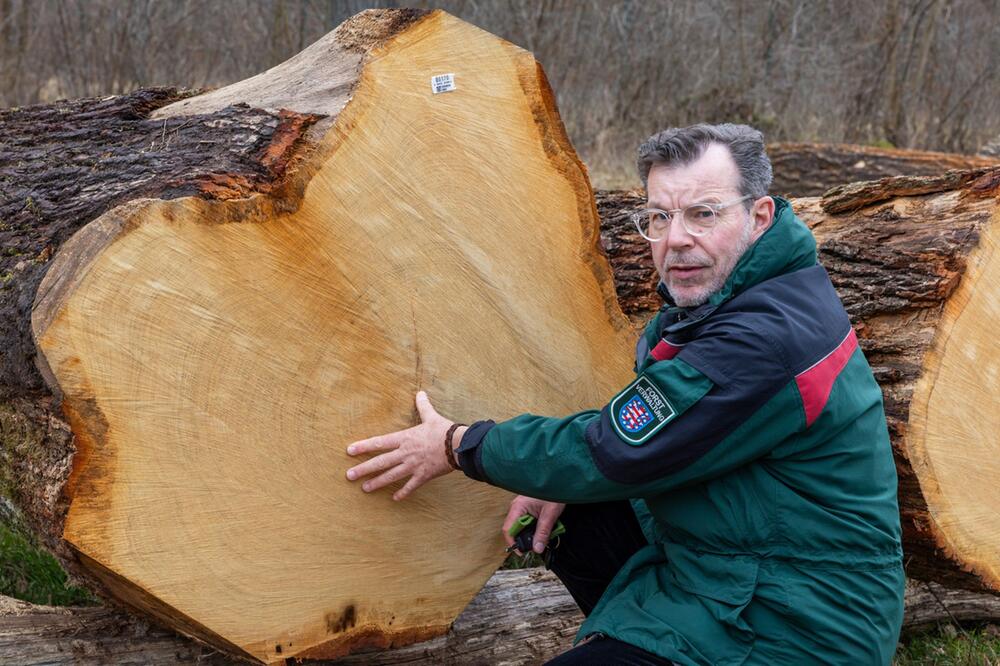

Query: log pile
left=3, top=571, right=1000, bottom=665
left=768, top=142, right=998, bottom=196
left=2, top=7, right=1000, bottom=666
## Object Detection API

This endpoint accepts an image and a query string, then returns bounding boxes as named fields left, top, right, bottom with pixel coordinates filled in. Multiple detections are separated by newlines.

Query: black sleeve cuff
left=455, top=419, right=495, bottom=483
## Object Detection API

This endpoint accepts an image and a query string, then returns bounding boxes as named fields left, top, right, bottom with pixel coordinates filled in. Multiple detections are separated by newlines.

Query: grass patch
left=895, top=626, right=1000, bottom=665
left=0, top=520, right=96, bottom=606
left=501, top=550, right=544, bottom=570
left=2, top=515, right=1000, bottom=666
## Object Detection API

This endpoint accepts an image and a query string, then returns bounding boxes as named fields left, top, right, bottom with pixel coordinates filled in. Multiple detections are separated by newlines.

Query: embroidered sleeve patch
left=610, top=375, right=677, bottom=445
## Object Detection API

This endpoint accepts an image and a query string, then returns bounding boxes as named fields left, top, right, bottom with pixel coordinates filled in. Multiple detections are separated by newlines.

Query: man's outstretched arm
left=346, top=316, right=815, bottom=503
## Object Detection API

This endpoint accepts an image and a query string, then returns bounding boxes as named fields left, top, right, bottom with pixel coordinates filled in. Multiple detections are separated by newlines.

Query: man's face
left=646, top=143, right=774, bottom=307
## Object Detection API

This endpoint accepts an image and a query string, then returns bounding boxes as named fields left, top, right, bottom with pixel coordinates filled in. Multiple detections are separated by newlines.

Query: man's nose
left=664, top=216, right=696, bottom=250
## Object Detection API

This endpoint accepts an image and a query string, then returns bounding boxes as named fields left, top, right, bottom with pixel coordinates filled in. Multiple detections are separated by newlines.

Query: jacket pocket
left=663, top=543, right=759, bottom=665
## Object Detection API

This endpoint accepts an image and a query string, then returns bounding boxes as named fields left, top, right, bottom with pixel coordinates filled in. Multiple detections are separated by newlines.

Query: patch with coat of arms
left=610, top=375, right=676, bottom=445
left=619, top=396, right=653, bottom=432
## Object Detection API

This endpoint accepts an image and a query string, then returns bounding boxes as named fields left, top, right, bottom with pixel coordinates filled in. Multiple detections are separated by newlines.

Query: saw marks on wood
left=909, top=205, right=1000, bottom=591
left=31, top=10, right=634, bottom=664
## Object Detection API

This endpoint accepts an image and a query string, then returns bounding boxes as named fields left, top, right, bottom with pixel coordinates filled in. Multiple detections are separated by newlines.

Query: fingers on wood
left=393, top=475, right=424, bottom=502
left=348, top=450, right=404, bottom=482
left=414, top=390, right=436, bottom=421
left=348, top=432, right=400, bottom=456
left=364, top=461, right=411, bottom=493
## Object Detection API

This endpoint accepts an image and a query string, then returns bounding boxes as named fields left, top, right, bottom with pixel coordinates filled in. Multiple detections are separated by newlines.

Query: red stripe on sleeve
left=795, top=329, right=859, bottom=428
left=650, top=339, right=683, bottom=361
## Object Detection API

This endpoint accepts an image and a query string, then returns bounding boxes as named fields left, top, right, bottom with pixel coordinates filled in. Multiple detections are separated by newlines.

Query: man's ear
left=750, top=196, right=775, bottom=242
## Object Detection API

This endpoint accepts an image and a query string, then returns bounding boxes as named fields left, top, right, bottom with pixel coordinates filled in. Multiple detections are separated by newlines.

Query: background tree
left=2, top=0, right=998, bottom=186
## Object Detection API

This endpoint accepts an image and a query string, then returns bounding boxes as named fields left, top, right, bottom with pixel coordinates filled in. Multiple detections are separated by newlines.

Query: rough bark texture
left=820, top=167, right=1000, bottom=214
left=596, top=189, right=661, bottom=324
left=596, top=173, right=1000, bottom=594
left=2, top=40, right=999, bottom=666
left=768, top=142, right=999, bottom=197
left=0, top=592, right=231, bottom=666
left=0, top=10, right=427, bottom=571
left=0, top=88, right=320, bottom=568
left=3, top=570, right=998, bottom=666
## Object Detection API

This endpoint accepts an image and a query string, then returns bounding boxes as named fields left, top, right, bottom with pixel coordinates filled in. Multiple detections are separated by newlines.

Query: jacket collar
left=657, top=196, right=817, bottom=332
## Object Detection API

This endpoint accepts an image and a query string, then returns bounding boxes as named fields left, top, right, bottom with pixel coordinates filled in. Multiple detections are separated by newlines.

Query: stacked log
left=3, top=572, right=999, bottom=665
left=2, top=8, right=1000, bottom=666
left=768, top=142, right=998, bottom=196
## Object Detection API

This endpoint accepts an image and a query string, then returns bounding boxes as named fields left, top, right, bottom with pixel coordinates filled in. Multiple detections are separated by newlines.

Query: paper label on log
left=611, top=375, right=676, bottom=445
left=430, top=73, right=456, bottom=94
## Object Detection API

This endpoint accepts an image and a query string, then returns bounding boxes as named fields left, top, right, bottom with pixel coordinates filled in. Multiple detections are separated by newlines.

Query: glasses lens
left=634, top=209, right=670, bottom=240
left=682, top=204, right=716, bottom=235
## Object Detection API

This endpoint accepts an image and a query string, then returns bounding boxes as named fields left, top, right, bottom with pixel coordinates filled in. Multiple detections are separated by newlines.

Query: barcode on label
left=431, top=73, right=456, bottom=94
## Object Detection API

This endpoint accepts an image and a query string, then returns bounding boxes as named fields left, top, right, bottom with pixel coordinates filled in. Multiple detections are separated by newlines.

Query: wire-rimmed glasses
left=631, top=195, right=752, bottom=241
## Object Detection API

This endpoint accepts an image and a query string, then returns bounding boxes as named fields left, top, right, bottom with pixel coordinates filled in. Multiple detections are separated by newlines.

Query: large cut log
left=1, top=8, right=635, bottom=664
left=597, top=170, right=1000, bottom=595
left=8, top=171, right=1000, bottom=664
left=4, top=570, right=1000, bottom=665
left=4, top=13, right=1000, bottom=664
left=768, top=142, right=998, bottom=196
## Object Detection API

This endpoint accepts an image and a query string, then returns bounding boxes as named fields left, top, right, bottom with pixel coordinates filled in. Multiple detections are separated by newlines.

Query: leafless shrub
left=2, top=0, right=997, bottom=187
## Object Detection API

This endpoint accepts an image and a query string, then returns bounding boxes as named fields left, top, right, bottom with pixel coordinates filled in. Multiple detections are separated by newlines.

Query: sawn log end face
left=26, top=9, right=636, bottom=664
left=903, top=197, right=1000, bottom=593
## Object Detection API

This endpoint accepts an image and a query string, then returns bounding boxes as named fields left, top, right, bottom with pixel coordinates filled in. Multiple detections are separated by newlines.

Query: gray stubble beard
left=664, top=217, right=755, bottom=308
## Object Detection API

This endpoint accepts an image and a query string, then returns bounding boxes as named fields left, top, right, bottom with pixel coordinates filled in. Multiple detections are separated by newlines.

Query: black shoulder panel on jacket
left=584, top=265, right=853, bottom=485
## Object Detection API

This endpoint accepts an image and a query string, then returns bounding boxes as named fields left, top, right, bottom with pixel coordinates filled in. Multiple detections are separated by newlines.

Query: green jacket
left=457, top=198, right=904, bottom=665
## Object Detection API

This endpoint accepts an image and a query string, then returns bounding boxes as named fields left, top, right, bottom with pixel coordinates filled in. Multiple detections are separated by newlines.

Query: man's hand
left=345, top=391, right=465, bottom=501
left=502, top=495, right=566, bottom=554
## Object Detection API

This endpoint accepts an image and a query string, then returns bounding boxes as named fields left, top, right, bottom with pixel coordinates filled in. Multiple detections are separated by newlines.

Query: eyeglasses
left=630, top=195, right=753, bottom=241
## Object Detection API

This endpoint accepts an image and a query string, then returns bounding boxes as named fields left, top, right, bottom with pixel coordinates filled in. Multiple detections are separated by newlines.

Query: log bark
left=0, top=46, right=348, bottom=666
left=9, top=175, right=1000, bottom=663
left=4, top=10, right=1000, bottom=666
left=596, top=171, right=1000, bottom=595
left=0, top=89, right=316, bottom=552
left=3, top=570, right=999, bottom=665
left=2, top=8, right=636, bottom=664
left=768, top=142, right=998, bottom=197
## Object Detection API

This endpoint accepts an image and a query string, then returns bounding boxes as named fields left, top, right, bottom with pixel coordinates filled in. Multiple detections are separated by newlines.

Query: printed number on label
left=431, top=73, right=456, bottom=94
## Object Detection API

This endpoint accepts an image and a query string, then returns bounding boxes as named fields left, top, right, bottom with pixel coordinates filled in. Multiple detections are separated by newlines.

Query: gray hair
left=636, top=123, right=772, bottom=200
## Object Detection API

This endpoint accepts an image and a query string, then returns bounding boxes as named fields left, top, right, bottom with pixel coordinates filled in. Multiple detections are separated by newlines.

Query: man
left=345, top=124, right=905, bottom=665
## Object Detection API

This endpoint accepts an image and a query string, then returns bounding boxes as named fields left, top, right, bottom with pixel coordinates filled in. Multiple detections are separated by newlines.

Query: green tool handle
left=507, top=513, right=566, bottom=539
